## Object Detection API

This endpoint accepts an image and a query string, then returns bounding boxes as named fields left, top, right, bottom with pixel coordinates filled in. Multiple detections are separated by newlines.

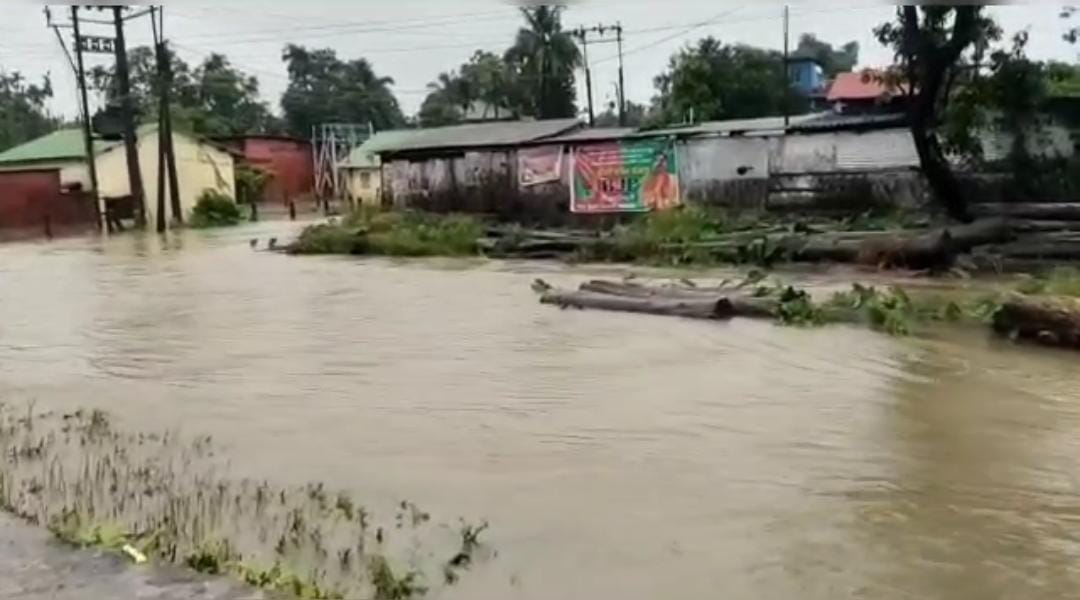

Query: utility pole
left=783, top=4, right=791, bottom=129
left=112, top=5, right=147, bottom=228
left=70, top=7, right=104, bottom=232
left=572, top=24, right=624, bottom=127
left=572, top=28, right=595, bottom=127
left=615, top=23, right=626, bottom=127
left=151, top=6, right=182, bottom=227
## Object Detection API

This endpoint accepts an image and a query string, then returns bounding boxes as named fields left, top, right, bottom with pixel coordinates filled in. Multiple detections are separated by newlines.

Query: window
left=359, top=171, right=372, bottom=189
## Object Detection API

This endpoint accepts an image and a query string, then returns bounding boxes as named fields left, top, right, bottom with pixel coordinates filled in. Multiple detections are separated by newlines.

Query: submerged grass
left=0, top=406, right=489, bottom=599
left=292, top=209, right=484, bottom=258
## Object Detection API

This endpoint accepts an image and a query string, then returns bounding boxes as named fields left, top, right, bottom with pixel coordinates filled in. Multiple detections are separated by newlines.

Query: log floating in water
left=993, top=294, right=1080, bottom=349
left=537, top=279, right=780, bottom=321
left=974, top=203, right=1080, bottom=220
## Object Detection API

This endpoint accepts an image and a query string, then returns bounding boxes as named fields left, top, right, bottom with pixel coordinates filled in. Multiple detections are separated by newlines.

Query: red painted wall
left=0, top=170, right=97, bottom=240
left=221, top=137, right=314, bottom=205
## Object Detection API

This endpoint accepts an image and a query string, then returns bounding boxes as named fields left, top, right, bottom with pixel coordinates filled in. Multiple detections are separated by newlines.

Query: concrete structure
left=212, top=135, right=313, bottom=205
left=338, top=130, right=418, bottom=207
left=788, top=57, right=826, bottom=97
left=0, top=126, right=235, bottom=228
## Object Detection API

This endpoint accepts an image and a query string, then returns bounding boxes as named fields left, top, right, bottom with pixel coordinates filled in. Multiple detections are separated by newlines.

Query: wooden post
left=71, top=7, right=104, bottom=232
left=113, top=5, right=147, bottom=228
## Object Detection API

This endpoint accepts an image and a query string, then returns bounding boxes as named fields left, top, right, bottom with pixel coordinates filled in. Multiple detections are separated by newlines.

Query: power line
left=592, top=7, right=744, bottom=66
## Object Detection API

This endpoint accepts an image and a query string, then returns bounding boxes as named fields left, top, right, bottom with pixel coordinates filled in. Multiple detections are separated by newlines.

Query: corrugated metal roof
left=632, top=113, right=826, bottom=138
left=0, top=128, right=121, bottom=165
left=340, top=130, right=419, bottom=168
left=543, top=127, right=636, bottom=143
left=375, top=119, right=581, bottom=154
left=792, top=112, right=907, bottom=132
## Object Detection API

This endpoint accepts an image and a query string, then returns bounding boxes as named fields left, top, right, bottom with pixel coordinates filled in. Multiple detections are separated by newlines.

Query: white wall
left=61, top=130, right=236, bottom=225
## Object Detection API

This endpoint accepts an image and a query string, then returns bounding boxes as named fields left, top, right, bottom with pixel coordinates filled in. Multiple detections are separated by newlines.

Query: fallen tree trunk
left=974, top=203, right=1080, bottom=220
left=540, top=290, right=733, bottom=319
left=578, top=280, right=733, bottom=300
left=540, top=289, right=779, bottom=321
left=993, top=294, right=1080, bottom=349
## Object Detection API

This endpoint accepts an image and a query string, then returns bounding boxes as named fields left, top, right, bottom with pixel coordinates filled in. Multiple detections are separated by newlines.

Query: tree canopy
left=419, top=51, right=520, bottom=127
left=651, top=37, right=809, bottom=125
left=89, top=47, right=277, bottom=137
left=280, top=44, right=404, bottom=137
left=504, top=6, right=580, bottom=119
left=0, top=71, right=57, bottom=152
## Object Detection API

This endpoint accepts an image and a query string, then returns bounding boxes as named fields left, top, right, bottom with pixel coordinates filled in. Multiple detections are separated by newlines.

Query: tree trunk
left=993, top=295, right=1080, bottom=349
left=540, top=290, right=734, bottom=320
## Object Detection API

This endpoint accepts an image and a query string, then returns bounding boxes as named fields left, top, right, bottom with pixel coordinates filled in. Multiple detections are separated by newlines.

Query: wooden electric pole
left=783, top=4, right=791, bottom=129
left=615, top=23, right=626, bottom=126
left=112, top=5, right=147, bottom=228
left=150, top=6, right=182, bottom=230
left=572, top=28, right=595, bottom=127
left=70, top=7, right=104, bottom=231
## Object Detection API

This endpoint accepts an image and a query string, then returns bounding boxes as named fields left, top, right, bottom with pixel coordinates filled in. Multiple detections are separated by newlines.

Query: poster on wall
left=571, top=139, right=680, bottom=213
left=518, top=146, right=564, bottom=187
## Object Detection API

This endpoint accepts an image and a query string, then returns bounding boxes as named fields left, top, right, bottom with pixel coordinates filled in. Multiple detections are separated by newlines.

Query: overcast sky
left=2, top=1, right=1076, bottom=123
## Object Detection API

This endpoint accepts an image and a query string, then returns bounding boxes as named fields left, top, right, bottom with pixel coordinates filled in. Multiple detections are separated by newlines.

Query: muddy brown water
left=1, top=222, right=1080, bottom=600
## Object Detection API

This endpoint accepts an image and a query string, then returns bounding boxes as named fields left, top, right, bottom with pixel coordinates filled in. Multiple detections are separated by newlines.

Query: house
left=0, top=126, right=236, bottom=231
left=212, top=135, right=313, bottom=205
left=370, top=119, right=582, bottom=218
left=788, top=56, right=827, bottom=97
left=338, top=130, right=417, bottom=207
left=826, top=71, right=908, bottom=115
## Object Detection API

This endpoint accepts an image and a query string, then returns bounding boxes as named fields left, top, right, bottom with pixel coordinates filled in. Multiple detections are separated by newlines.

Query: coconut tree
left=504, top=5, right=581, bottom=119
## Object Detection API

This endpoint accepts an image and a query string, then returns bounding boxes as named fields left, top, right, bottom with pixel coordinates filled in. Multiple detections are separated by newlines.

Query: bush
left=290, top=210, right=484, bottom=257
left=189, top=190, right=243, bottom=228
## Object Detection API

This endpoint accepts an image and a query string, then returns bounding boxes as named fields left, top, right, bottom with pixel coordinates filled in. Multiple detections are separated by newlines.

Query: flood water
left=2, top=222, right=1080, bottom=599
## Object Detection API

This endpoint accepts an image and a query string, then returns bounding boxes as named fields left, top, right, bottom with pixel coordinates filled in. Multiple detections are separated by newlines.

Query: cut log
left=540, top=288, right=779, bottom=321
left=541, top=290, right=733, bottom=320
left=579, top=280, right=732, bottom=300
left=993, top=294, right=1080, bottom=349
left=944, top=218, right=1013, bottom=251
left=1012, top=220, right=1080, bottom=234
left=993, top=241, right=1080, bottom=260
left=974, top=203, right=1080, bottom=220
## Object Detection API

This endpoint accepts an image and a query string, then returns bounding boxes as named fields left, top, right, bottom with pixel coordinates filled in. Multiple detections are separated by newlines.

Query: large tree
left=504, top=6, right=580, bottom=119
left=280, top=45, right=404, bottom=136
left=793, top=34, right=859, bottom=78
left=875, top=6, right=992, bottom=222
left=0, top=72, right=57, bottom=152
left=651, top=37, right=809, bottom=124
left=89, top=47, right=276, bottom=137
left=419, top=51, right=520, bottom=127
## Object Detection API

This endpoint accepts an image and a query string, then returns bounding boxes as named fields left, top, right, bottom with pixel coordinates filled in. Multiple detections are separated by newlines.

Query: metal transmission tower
left=312, top=123, right=372, bottom=212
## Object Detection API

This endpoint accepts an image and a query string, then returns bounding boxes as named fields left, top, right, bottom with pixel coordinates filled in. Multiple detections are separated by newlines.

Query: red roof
left=827, top=71, right=904, bottom=102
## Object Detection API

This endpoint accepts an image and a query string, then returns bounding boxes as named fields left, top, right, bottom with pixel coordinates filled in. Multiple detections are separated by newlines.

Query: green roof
left=0, top=128, right=124, bottom=165
left=340, top=130, right=420, bottom=168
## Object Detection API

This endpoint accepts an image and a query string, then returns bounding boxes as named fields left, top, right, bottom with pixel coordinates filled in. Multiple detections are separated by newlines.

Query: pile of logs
left=536, top=278, right=1080, bottom=353
left=486, top=219, right=1015, bottom=270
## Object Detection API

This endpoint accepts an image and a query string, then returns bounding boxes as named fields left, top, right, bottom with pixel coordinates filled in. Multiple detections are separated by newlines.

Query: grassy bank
left=0, top=406, right=489, bottom=599
left=290, top=209, right=483, bottom=257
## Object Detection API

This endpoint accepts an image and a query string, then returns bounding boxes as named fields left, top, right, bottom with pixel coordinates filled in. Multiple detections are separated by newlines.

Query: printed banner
left=571, top=140, right=680, bottom=213
left=518, top=145, right=564, bottom=187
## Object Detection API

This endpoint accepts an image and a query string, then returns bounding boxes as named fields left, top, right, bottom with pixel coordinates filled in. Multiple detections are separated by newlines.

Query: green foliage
left=652, top=37, right=809, bottom=125
left=586, top=207, right=733, bottom=265
left=1016, top=267, right=1080, bottom=297
left=292, top=210, right=483, bottom=257
left=0, top=72, right=58, bottom=153
left=369, top=555, right=425, bottom=600
left=189, top=190, right=243, bottom=228
left=90, top=47, right=278, bottom=137
left=504, top=6, right=580, bottom=119
left=420, top=51, right=520, bottom=127
left=48, top=511, right=128, bottom=550
left=235, top=165, right=270, bottom=205
left=281, top=45, right=405, bottom=137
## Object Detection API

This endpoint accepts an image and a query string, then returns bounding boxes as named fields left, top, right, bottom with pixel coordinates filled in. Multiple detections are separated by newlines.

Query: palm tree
left=505, top=6, right=581, bottom=119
